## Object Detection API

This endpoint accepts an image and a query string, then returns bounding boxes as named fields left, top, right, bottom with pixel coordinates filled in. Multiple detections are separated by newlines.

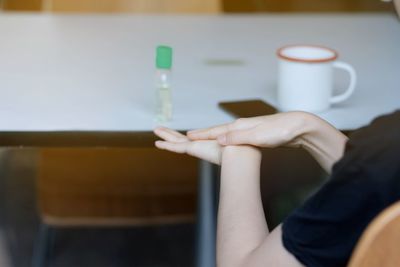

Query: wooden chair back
left=42, top=0, right=221, bottom=13
left=37, top=148, right=198, bottom=227
left=348, top=201, right=400, bottom=267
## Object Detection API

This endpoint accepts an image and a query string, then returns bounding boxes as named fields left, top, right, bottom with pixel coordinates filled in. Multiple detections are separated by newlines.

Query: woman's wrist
left=220, top=145, right=262, bottom=185
left=293, top=112, right=348, bottom=172
left=222, top=145, right=262, bottom=162
left=284, top=111, right=317, bottom=145
left=299, top=112, right=348, bottom=149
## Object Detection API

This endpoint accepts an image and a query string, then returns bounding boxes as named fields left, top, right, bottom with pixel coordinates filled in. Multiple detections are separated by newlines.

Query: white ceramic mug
left=277, top=45, right=357, bottom=112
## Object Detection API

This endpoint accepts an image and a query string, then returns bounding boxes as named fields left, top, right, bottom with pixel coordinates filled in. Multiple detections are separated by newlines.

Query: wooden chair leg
left=32, top=223, right=55, bottom=267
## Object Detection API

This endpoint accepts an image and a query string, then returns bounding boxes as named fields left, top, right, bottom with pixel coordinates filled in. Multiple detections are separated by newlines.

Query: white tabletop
left=0, top=13, right=399, bottom=132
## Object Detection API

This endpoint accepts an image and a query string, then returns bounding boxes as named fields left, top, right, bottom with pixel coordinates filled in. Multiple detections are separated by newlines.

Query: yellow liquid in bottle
left=156, top=85, right=172, bottom=122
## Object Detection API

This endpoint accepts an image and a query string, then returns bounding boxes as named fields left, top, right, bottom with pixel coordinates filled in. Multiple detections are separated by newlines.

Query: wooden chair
left=348, top=201, right=400, bottom=267
left=32, top=147, right=198, bottom=267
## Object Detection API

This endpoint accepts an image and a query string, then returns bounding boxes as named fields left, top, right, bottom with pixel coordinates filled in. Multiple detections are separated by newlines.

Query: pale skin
left=154, top=127, right=301, bottom=267
left=154, top=3, right=400, bottom=266
left=154, top=113, right=348, bottom=267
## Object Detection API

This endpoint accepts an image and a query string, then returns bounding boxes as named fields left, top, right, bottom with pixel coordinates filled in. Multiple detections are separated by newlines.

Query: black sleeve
left=282, top=111, right=400, bottom=267
left=282, top=163, right=383, bottom=267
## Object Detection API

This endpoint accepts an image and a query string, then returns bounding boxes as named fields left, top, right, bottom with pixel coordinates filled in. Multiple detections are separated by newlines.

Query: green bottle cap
left=156, top=45, right=173, bottom=69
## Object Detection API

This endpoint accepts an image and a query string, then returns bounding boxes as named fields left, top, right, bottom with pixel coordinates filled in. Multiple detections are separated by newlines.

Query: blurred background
left=0, top=1, right=395, bottom=267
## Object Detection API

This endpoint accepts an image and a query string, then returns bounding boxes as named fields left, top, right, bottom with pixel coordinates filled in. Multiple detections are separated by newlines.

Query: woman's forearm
left=295, top=112, right=348, bottom=173
left=217, top=146, right=267, bottom=267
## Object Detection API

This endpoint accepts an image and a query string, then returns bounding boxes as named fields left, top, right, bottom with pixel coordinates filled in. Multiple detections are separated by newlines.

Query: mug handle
left=330, top=61, right=357, bottom=104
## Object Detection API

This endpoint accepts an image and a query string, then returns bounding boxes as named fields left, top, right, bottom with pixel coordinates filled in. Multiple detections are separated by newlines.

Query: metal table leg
left=196, top=160, right=217, bottom=267
left=32, top=223, right=55, bottom=267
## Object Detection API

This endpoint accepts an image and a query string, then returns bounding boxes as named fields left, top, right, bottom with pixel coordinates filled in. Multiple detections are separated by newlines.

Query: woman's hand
left=187, top=111, right=348, bottom=173
left=188, top=112, right=309, bottom=148
left=154, top=127, right=222, bottom=165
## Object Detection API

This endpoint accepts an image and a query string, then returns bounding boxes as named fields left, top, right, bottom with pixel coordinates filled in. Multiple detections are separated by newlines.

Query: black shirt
left=282, top=110, right=400, bottom=267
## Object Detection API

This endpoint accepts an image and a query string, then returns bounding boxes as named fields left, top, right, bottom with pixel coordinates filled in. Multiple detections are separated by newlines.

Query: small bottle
left=155, top=45, right=173, bottom=122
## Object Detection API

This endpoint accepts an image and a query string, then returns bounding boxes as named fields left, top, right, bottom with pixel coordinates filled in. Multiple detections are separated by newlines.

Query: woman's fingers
left=155, top=141, right=188, bottom=154
left=187, top=116, right=264, bottom=140
left=217, top=128, right=260, bottom=146
left=154, top=127, right=188, bottom=143
left=153, top=127, right=189, bottom=152
left=187, top=123, right=231, bottom=140
left=160, top=127, right=187, bottom=139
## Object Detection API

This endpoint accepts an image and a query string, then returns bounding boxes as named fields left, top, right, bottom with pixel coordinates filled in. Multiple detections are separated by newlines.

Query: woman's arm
left=217, top=146, right=301, bottom=267
left=154, top=128, right=302, bottom=266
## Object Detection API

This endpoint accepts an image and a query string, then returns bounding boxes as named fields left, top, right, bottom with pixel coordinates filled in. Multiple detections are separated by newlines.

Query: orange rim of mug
left=277, top=45, right=338, bottom=63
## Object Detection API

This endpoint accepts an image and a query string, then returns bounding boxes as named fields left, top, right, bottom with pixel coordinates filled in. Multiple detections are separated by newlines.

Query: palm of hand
left=154, top=127, right=222, bottom=165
